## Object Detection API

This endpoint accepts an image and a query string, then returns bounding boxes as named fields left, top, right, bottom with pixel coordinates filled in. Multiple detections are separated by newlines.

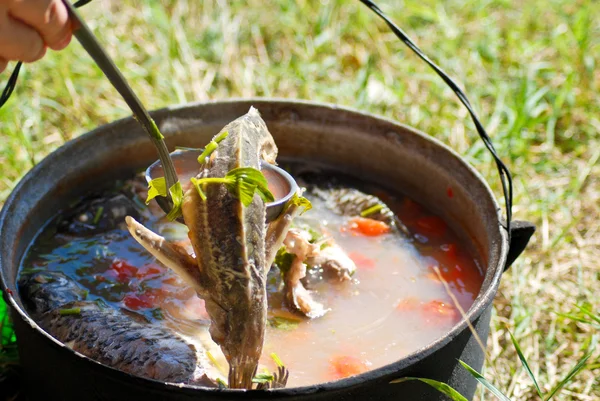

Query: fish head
left=203, top=292, right=267, bottom=389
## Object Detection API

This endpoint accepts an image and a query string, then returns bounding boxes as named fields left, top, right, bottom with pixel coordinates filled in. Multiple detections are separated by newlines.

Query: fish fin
left=265, top=204, right=301, bottom=270
left=125, top=216, right=204, bottom=294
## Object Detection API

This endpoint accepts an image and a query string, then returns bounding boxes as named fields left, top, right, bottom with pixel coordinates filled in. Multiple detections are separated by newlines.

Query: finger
left=0, top=15, right=45, bottom=62
left=0, top=58, right=8, bottom=74
left=9, top=0, right=72, bottom=51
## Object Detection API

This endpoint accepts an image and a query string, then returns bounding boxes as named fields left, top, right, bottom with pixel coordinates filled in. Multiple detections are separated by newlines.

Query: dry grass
left=0, top=0, right=598, bottom=399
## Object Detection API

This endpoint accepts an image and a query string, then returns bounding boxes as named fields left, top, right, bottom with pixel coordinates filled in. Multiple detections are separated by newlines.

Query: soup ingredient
left=277, top=225, right=357, bottom=317
left=57, top=193, right=141, bottom=236
left=126, top=108, right=296, bottom=389
left=255, top=365, right=290, bottom=389
left=394, top=297, right=460, bottom=324
left=19, top=272, right=211, bottom=384
left=281, top=228, right=328, bottom=318
left=306, top=243, right=356, bottom=281
left=19, top=167, right=484, bottom=388
left=329, top=355, right=371, bottom=380
left=346, top=217, right=391, bottom=237
left=312, top=187, right=407, bottom=232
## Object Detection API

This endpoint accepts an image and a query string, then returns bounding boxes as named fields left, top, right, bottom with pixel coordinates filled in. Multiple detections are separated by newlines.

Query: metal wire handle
left=359, top=0, right=513, bottom=238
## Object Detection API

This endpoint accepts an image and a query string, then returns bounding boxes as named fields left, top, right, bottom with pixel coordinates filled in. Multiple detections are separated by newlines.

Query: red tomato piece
left=143, top=287, right=167, bottom=304
left=348, top=252, right=376, bottom=270
left=347, top=217, right=391, bottom=237
left=422, top=300, right=460, bottom=322
left=329, top=355, right=370, bottom=380
left=123, top=294, right=152, bottom=310
left=415, top=216, right=447, bottom=237
left=110, top=260, right=138, bottom=282
left=135, top=264, right=164, bottom=279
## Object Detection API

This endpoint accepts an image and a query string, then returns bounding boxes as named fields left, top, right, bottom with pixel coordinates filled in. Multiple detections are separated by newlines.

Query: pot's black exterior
left=11, top=306, right=492, bottom=401
left=0, top=100, right=533, bottom=401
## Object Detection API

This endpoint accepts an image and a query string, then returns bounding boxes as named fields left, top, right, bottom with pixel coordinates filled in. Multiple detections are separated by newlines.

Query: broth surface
left=19, top=172, right=482, bottom=387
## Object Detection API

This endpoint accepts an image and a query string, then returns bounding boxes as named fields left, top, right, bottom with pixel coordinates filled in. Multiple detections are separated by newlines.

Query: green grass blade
left=458, top=361, right=512, bottom=401
left=508, top=331, right=543, bottom=398
left=390, top=377, right=469, bottom=401
left=575, top=304, right=600, bottom=325
left=544, top=351, right=593, bottom=401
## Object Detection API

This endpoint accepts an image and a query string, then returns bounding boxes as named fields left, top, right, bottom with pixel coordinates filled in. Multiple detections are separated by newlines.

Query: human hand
left=0, top=0, right=72, bottom=73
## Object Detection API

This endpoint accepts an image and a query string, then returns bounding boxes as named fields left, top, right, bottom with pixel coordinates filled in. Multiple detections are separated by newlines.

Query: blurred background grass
left=0, top=0, right=598, bottom=399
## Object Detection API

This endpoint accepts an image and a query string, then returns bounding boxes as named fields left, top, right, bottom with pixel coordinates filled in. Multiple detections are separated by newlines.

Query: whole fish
left=127, top=107, right=294, bottom=389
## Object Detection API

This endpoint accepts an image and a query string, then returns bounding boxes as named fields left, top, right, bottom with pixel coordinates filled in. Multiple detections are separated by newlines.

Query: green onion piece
left=197, top=131, right=229, bottom=163
left=206, top=350, right=227, bottom=376
left=360, top=204, right=383, bottom=217
left=270, top=352, right=284, bottom=368
left=252, top=372, right=275, bottom=384
left=216, top=378, right=228, bottom=389
left=197, top=142, right=218, bottom=164
left=59, top=307, right=81, bottom=316
left=92, top=206, right=104, bottom=225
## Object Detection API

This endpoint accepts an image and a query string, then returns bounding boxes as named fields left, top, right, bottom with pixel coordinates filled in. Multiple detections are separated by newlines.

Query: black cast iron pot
left=0, top=99, right=534, bottom=401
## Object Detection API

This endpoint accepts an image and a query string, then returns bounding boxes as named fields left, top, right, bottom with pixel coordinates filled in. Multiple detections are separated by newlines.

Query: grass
left=0, top=0, right=598, bottom=399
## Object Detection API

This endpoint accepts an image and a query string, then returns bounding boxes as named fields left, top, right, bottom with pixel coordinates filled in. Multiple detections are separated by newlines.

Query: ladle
left=145, top=149, right=299, bottom=223
left=63, top=0, right=296, bottom=222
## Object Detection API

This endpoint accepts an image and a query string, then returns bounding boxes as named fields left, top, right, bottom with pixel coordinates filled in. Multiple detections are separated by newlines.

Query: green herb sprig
left=285, top=193, right=312, bottom=215
left=274, top=246, right=295, bottom=275
left=191, top=167, right=274, bottom=207
left=252, top=372, right=275, bottom=384
left=146, top=179, right=184, bottom=221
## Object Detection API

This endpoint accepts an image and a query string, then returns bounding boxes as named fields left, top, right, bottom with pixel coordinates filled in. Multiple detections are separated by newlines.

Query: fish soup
left=18, top=167, right=482, bottom=388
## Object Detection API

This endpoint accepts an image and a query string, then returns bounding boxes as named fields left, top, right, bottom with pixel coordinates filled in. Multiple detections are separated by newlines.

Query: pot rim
left=0, top=98, right=508, bottom=395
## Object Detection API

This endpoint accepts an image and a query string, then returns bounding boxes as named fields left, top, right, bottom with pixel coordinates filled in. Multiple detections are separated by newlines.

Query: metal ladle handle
left=62, top=0, right=179, bottom=195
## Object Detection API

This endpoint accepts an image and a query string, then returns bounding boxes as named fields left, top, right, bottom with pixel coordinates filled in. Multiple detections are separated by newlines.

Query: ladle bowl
left=145, top=149, right=299, bottom=223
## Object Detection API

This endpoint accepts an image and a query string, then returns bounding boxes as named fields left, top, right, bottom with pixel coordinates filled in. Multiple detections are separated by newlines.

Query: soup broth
left=19, top=169, right=482, bottom=387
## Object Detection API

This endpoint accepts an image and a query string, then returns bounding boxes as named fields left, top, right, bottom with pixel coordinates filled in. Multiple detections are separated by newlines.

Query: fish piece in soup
left=311, top=186, right=407, bottom=234
left=19, top=271, right=212, bottom=385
